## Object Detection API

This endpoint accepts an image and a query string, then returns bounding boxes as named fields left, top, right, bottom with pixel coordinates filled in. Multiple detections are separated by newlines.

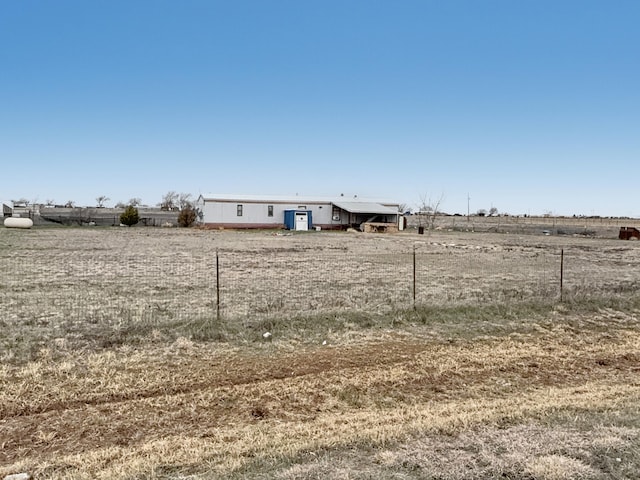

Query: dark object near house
left=619, top=227, right=640, bottom=240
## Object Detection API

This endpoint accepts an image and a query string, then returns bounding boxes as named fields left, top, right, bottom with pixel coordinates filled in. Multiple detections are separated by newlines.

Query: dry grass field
left=2, top=223, right=640, bottom=479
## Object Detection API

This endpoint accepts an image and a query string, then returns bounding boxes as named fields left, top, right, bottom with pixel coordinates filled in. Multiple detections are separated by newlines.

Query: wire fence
left=3, top=245, right=639, bottom=333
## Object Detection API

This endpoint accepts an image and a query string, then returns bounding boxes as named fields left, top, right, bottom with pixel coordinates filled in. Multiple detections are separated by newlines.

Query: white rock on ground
left=4, top=473, right=32, bottom=480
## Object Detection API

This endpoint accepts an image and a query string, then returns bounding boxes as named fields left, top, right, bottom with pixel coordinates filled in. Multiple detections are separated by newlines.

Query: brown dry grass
left=2, top=313, right=640, bottom=478
left=2, top=225, right=640, bottom=478
left=2, top=225, right=640, bottom=362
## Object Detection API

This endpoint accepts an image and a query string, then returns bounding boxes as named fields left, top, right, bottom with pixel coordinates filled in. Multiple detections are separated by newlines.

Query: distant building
left=7, top=201, right=34, bottom=218
left=2, top=203, right=12, bottom=217
left=195, top=194, right=402, bottom=231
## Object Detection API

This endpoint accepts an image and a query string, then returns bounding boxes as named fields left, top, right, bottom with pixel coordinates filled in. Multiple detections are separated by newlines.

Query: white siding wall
left=199, top=200, right=345, bottom=227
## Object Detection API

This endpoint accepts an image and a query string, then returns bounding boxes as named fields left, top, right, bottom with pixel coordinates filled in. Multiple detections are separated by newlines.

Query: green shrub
left=120, top=205, right=139, bottom=227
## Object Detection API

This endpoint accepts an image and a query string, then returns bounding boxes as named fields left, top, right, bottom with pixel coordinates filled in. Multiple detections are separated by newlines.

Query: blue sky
left=1, top=1, right=638, bottom=216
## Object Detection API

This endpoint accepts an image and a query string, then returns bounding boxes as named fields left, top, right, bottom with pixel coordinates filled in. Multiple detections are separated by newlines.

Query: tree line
left=11, top=191, right=194, bottom=211
left=10, top=191, right=200, bottom=228
left=117, top=192, right=199, bottom=227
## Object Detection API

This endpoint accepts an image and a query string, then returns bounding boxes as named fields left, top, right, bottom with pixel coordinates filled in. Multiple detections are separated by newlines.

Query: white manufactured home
left=196, top=194, right=402, bottom=231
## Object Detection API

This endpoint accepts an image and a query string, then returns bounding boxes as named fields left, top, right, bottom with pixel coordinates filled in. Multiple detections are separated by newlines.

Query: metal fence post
left=216, top=250, right=220, bottom=321
left=413, top=245, right=417, bottom=309
left=560, top=248, right=564, bottom=302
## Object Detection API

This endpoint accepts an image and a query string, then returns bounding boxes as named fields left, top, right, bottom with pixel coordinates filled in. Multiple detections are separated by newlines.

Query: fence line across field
left=214, top=248, right=560, bottom=320
left=3, top=245, right=626, bottom=330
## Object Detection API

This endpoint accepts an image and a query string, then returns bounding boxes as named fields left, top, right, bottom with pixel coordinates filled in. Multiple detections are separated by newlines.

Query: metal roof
left=199, top=193, right=399, bottom=207
left=331, top=201, right=399, bottom=215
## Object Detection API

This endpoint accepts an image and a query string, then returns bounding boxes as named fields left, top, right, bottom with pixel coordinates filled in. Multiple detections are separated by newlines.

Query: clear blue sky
left=2, top=1, right=638, bottom=216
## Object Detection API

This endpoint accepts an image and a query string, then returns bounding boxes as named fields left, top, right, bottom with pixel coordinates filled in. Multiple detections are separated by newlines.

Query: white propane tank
left=4, top=217, right=34, bottom=229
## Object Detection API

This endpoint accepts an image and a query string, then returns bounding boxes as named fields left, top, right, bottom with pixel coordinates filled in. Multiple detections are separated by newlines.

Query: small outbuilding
left=2, top=203, right=12, bottom=218
left=195, top=194, right=402, bottom=231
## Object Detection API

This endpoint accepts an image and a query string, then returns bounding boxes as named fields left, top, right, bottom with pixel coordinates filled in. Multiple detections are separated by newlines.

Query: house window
left=332, top=207, right=341, bottom=221
left=237, top=204, right=243, bottom=216
left=267, top=205, right=274, bottom=217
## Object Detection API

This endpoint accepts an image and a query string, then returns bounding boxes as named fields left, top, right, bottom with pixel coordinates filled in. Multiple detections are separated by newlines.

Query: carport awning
left=332, top=201, right=398, bottom=215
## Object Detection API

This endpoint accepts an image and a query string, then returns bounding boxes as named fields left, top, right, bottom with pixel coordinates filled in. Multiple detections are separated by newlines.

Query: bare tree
left=489, top=207, right=498, bottom=216
left=45, top=199, right=55, bottom=206
left=12, top=198, right=30, bottom=206
left=416, top=193, right=444, bottom=230
left=159, top=191, right=179, bottom=211
left=178, top=193, right=193, bottom=210
left=128, top=198, right=142, bottom=207
left=96, top=196, right=110, bottom=208
left=64, top=200, right=76, bottom=208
